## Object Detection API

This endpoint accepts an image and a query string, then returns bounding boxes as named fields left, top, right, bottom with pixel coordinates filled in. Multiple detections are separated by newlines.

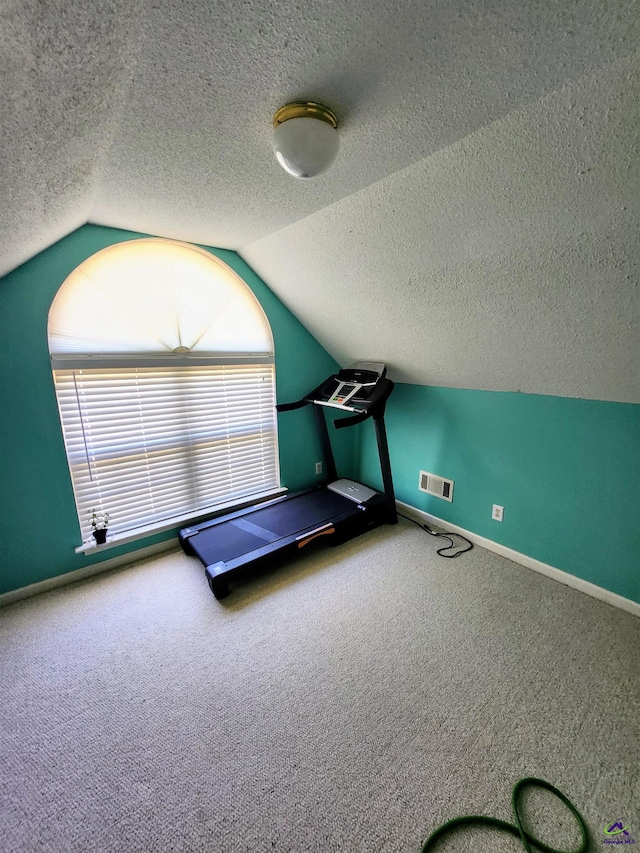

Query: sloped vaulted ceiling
left=1, top=0, right=638, bottom=402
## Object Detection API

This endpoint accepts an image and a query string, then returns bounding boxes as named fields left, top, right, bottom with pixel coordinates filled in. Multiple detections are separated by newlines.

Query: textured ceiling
left=1, top=0, right=638, bottom=401
left=244, top=55, right=640, bottom=402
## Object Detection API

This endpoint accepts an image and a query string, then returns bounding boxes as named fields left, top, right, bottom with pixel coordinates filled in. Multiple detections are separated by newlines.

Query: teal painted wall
left=3, top=226, right=637, bottom=605
left=0, top=225, right=353, bottom=595
left=358, top=384, right=640, bottom=604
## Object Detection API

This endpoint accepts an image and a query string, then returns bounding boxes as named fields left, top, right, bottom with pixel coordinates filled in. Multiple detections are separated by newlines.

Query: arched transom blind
left=48, top=238, right=279, bottom=545
left=49, top=238, right=272, bottom=355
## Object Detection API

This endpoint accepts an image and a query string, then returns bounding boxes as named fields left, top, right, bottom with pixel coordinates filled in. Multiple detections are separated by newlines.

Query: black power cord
left=399, top=512, right=474, bottom=558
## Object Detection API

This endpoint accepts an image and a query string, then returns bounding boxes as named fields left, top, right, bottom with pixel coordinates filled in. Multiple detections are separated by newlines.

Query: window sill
left=75, top=487, right=288, bottom=555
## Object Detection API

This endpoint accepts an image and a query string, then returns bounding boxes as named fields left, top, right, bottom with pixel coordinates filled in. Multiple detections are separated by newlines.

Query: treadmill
left=179, top=362, right=397, bottom=599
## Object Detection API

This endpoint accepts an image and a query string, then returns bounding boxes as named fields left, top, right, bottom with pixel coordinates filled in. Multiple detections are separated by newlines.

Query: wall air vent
left=419, top=470, right=454, bottom=502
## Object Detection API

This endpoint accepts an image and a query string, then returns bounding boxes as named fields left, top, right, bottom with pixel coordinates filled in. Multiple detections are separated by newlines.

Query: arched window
left=48, top=238, right=279, bottom=547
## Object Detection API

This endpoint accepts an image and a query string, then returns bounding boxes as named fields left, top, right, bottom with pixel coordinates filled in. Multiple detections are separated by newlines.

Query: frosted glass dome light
left=272, top=102, right=338, bottom=179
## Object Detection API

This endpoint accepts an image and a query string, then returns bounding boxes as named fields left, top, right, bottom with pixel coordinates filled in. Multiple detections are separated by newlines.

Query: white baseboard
left=397, top=500, right=640, bottom=619
left=0, top=540, right=180, bottom=608
left=3, top=507, right=639, bottom=619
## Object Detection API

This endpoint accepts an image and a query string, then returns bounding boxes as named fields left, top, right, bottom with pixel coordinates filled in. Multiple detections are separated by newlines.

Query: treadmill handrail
left=275, top=398, right=308, bottom=413
left=314, top=400, right=364, bottom=413
left=333, top=410, right=370, bottom=429
left=277, top=395, right=372, bottom=426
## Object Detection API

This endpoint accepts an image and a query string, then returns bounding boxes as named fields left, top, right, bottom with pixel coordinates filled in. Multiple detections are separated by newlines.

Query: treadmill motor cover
left=328, top=478, right=378, bottom=504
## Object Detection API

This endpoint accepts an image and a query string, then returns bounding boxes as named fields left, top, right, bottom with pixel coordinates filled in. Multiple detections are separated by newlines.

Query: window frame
left=48, top=239, right=282, bottom=551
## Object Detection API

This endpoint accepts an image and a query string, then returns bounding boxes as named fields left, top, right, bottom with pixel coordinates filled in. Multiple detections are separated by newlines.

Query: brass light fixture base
left=273, top=101, right=338, bottom=129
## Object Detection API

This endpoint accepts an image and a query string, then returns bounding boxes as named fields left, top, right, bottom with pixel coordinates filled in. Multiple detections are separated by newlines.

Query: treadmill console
left=311, top=363, right=389, bottom=412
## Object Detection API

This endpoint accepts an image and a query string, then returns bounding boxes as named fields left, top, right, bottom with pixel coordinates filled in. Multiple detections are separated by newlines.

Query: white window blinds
left=48, top=238, right=279, bottom=545
left=53, top=362, right=278, bottom=542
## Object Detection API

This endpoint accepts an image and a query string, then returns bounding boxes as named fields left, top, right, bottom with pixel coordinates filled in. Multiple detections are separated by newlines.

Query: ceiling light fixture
left=272, top=101, right=338, bottom=179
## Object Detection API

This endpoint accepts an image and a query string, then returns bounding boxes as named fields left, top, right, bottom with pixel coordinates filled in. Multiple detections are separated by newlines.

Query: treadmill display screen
left=328, top=381, right=360, bottom=406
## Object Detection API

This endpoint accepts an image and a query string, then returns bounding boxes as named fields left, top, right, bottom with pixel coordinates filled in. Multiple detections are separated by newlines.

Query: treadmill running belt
left=247, top=489, right=355, bottom=537
left=194, top=524, right=269, bottom=564
left=189, top=488, right=358, bottom=568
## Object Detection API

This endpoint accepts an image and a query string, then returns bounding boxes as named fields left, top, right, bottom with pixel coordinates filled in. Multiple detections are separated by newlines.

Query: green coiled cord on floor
left=420, top=777, right=589, bottom=853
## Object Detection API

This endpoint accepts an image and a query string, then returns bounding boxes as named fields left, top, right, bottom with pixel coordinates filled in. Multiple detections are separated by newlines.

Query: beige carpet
left=1, top=519, right=639, bottom=852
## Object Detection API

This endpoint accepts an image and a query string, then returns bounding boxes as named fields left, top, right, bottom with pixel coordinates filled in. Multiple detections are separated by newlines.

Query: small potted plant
left=88, top=508, right=111, bottom=545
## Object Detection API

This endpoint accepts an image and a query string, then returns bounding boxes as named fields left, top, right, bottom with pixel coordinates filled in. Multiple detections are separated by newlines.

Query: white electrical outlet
left=315, top=461, right=323, bottom=475
left=492, top=504, right=504, bottom=522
